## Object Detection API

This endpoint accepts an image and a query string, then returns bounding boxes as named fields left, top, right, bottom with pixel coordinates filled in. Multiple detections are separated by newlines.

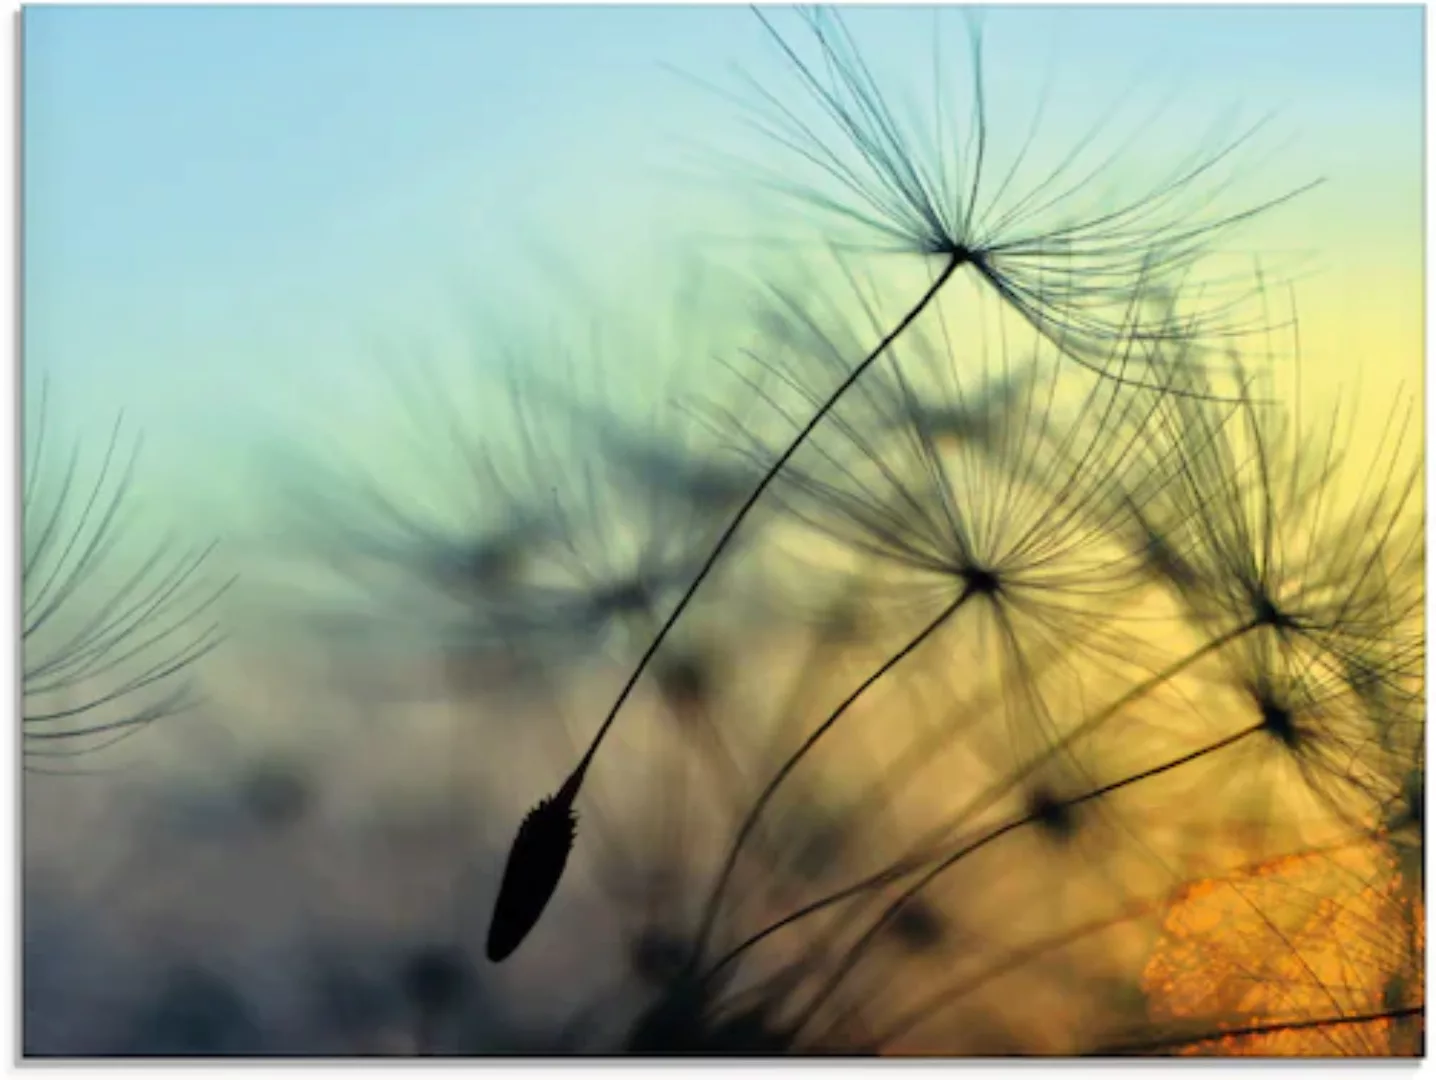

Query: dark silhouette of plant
left=484, top=3, right=1332, bottom=967
left=21, top=381, right=233, bottom=769
left=681, top=297, right=1192, bottom=963
left=27, top=6, right=1413, bottom=1061
left=730, top=7, right=1318, bottom=379
left=271, top=336, right=768, bottom=702
left=549, top=284, right=1417, bottom=1054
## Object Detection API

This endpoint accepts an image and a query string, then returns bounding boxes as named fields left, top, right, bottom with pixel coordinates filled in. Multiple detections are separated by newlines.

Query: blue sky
left=24, top=4, right=1424, bottom=531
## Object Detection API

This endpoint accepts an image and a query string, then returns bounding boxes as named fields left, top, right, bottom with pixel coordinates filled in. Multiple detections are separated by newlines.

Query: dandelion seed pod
left=486, top=781, right=580, bottom=962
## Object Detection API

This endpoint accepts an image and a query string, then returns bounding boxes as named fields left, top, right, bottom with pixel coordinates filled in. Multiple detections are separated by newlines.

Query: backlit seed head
left=1027, top=785, right=1078, bottom=842
left=887, top=897, right=947, bottom=953
left=1258, top=699, right=1300, bottom=751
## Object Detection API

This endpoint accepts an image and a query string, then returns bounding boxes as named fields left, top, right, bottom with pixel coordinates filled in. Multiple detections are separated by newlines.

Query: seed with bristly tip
left=485, top=773, right=581, bottom=962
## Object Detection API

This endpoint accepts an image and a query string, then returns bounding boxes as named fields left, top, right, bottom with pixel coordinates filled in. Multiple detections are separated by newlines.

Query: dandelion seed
left=1133, top=349, right=1423, bottom=676
left=654, top=651, right=715, bottom=715
left=22, top=381, right=233, bottom=768
left=668, top=290, right=1225, bottom=977
left=1210, top=631, right=1417, bottom=842
left=277, top=331, right=766, bottom=698
left=733, top=6, right=1318, bottom=378
left=886, top=897, right=946, bottom=954
left=714, top=277, right=1185, bottom=765
left=1025, top=785, right=1078, bottom=843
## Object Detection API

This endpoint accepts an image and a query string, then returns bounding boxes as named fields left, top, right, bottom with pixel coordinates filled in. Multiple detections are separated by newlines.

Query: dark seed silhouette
left=486, top=768, right=583, bottom=962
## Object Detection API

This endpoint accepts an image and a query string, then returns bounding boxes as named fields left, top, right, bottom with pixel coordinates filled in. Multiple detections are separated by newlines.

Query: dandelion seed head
left=22, top=386, right=232, bottom=768
left=887, top=897, right=947, bottom=953
left=453, top=535, right=531, bottom=595
left=961, top=564, right=1002, bottom=599
left=55, top=14, right=1409, bottom=1055
left=733, top=6, right=1316, bottom=375
left=1251, top=590, right=1296, bottom=633
left=655, top=650, right=717, bottom=719
left=1257, top=697, right=1300, bottom=751
left=1027, top=785, right=1078, bottom=842
left=590, top=577, right=658, bottom=621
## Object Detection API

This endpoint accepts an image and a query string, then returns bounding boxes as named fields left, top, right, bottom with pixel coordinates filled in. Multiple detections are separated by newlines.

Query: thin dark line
left=1092, top=1005, right=1425, bottom=1057
left=689, top=584, right=973, bottom=965
left=568, top=253, right=963, bottom=789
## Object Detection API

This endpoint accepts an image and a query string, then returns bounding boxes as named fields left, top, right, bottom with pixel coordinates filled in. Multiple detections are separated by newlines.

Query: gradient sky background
left=19, top=10, right=1427, bottom=1050
left=24, top=4, right=1424, bottom=551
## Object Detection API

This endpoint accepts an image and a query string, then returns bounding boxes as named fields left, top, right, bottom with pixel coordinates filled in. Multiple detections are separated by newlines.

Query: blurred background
left=21, top=4, right=1424, bottom=1056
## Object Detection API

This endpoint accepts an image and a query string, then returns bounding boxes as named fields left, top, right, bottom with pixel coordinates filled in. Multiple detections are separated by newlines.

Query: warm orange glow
left=1141, top=840, right=1424, bottom=1056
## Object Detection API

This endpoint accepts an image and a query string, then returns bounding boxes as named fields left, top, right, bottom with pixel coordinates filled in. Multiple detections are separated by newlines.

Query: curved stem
left=567, top=254, right=964, bottom=793
left=690, top=585, right=974, bottom=967
left=704, top=619, right=1259, bottom=979
left=874, top=896, right=1167, bottom=1048
left=875, top=829, right=1397, bottom=1048
left=1090, top=1005, right=1426, bottom=1057
left=797, top=721, right=1264, bottom=1039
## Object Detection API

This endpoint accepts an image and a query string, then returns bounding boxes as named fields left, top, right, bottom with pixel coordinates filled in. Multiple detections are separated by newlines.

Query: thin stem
left=690, top=583, right=975, bottom=966
left=873, top=895, right=1169, bottom=1048
left=797, top=720, right=1265, bottom=1040
left=872, top=828, right=1400, bottom=1047
left=1091, top=1005, right=1426, bottom=1057
left=702, top=619, right=1260, bottom=979
left=567, top=254, right=963, bottom=790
